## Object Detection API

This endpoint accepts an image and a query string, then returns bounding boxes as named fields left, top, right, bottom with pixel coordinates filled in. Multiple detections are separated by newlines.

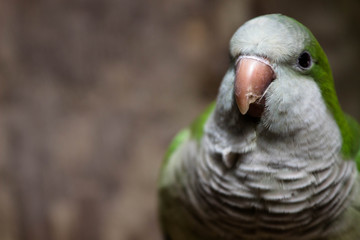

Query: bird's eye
left=297, top=51, right=312, bottom=69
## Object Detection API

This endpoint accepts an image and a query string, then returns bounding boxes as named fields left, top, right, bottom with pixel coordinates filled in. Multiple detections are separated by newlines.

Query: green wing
left=159, top=102, right=215, bottom=186
left=158, top=102, right=216, bottom=240
left=190, top=102, right=216, bottom=140
left=163, top=102, right=216, bottom=164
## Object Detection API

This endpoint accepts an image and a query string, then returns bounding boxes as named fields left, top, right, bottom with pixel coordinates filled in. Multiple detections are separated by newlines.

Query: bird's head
left=216, top=14, right=345, bottom=134
left=213, top=14, right=360, bottom=157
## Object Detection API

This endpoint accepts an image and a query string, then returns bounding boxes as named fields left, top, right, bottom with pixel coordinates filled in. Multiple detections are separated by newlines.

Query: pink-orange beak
left=235, top=57, right=275, bottom=117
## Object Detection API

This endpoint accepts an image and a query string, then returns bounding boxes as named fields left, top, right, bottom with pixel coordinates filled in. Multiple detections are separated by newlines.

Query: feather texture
left=158, top=14, right=360, bottom=240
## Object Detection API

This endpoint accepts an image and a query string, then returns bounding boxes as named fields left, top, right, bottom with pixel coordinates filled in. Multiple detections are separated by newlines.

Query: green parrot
left=158, top=14, right=360, bottom=240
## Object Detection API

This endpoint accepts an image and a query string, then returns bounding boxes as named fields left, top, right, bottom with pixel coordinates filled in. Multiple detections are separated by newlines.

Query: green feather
left=356, top=149, right=360, bottom=171
left=162, top=102, right=216, bottom=167
left=296, top=19, right=360, bottom=161
left=346, top=114, right=360, bottom=169
left=190, top=102, right=216, bottom=140
left=163, top=128, right=190, bottom=165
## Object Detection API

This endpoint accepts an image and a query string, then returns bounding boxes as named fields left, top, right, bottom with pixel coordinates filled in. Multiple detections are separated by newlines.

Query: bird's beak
left=235, top=56, right=275, bottom=117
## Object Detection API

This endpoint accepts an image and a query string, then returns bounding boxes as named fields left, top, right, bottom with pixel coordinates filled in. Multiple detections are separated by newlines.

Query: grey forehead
left=230, top=14, right=310, bottom=62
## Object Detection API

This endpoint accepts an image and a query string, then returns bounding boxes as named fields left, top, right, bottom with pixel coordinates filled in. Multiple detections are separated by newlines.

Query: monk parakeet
left=158, top=14, right=360, bottom=240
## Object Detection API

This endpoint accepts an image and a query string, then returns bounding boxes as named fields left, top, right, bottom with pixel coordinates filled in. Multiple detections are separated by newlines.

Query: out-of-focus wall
left=0, top=1, right=358, bottom=240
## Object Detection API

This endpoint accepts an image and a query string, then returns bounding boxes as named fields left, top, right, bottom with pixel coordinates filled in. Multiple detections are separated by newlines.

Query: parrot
left=158, top=14, right=360, bottom=240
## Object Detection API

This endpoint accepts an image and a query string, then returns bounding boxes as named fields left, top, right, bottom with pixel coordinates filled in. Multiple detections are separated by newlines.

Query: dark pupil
left=298, top=52, right=311, bottom=68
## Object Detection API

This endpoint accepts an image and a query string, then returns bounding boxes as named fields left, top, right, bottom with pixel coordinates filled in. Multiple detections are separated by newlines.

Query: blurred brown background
left=0, top=0, right=359, bottom=240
